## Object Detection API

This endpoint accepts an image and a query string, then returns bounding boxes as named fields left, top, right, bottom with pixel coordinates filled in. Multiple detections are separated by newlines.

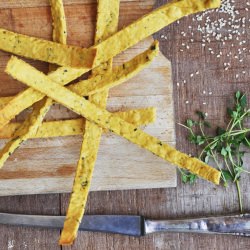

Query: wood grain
left=1, top=0, right=250, bottom=249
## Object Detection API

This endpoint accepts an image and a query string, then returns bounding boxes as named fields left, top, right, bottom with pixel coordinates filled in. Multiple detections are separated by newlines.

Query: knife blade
left=0, top=213, right=250, bottom=237
left=0, top=213, right=143, bottom=236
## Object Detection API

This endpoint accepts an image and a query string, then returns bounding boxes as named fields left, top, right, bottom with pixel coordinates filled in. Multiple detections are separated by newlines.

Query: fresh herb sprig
left=179, top=91, right=250, bottom=212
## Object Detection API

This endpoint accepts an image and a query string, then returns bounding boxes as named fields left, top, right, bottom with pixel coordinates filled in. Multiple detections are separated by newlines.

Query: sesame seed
left=173, top=0, right=248, bottom=73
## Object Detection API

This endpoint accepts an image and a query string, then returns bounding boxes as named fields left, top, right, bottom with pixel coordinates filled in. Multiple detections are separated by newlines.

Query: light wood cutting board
left=0, top=0, right=176, bottom=196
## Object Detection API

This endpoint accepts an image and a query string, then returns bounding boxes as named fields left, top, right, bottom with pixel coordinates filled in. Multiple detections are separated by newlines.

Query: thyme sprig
left=179, top=91, right=250, bottom=213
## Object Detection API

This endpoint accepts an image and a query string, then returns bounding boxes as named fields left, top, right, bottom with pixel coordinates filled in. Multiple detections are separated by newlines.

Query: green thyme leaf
left=196, top=111, right=206, bottom=120
left=186, top=119, right=194, bottom=128
left=221, top=170, right=233, bottom=182
left=221, top=147, right=227, bottom=156
left=217, top=127, right=226, bottom=136
left=236, top=91, right=241, bottom=99
left=179, top=91, right=250, bottom=213
left=240, top=94, right=247, bottom=108
left=204, top=155, right=210, bottom=163
left=180, top=171, right=197, bottom=185
left=227, top=108, right=233, bottom=117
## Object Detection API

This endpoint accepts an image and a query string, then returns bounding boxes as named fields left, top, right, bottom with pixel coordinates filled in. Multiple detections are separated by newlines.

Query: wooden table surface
left=0, top=0, right=250, bottom=249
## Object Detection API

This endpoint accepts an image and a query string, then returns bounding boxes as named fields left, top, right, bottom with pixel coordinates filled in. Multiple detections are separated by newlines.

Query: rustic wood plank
left=0, top=38, right=176, bottom=195
left=2, top=0, right=250, bottom=249
left=0, top=194, right=61, bottom=250
left=0, top=0, right=176, bottom=196
left=0, top=37, right=176, bottom=195
left=152, top=0, right=250, bottom=249
left=65, top=0, right=250, bottom=249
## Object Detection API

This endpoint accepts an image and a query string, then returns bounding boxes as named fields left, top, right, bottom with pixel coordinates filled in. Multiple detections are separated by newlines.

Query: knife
left=0, top=213, right=250, bottom=237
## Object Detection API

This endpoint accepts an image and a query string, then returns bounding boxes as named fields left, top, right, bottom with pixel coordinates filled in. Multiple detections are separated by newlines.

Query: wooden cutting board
left=0, top=0, right=176, bottom=196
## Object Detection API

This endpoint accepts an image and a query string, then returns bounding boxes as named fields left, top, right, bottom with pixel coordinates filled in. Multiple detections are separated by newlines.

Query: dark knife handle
left=145, top=214, right=250, bottom=236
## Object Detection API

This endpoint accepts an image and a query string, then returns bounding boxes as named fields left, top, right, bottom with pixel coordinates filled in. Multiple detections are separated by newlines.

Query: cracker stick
left=0, top=0, right=155, bottom=170
left=0, top=43, right=158, bottom=130
left=0, top=0, right=220, bottom=69
left=0, top=28, right=96, bottom=68
left=68, top=42, right=158, bottom=96
left=0, top=34, right=157, bottom=167
left=0, top=108, right=156, bottom=139
left=0, top=0, right=220, bottom=128
left=0, top=0, right=68, bottom=168
left=0, top=97, right=13, bottom=108
left=92, top=0, right=221, bottom=66
left=49, top=0, right=67, bottom=72
left=6, top=57, right=221, bottom=185
left=50, top=0, right=67, bottom=45
left=60, top=0, right=120, bottom=244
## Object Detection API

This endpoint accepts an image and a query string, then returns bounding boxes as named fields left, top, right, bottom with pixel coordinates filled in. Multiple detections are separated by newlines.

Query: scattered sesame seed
left=175, top=0, right=248, bottom=71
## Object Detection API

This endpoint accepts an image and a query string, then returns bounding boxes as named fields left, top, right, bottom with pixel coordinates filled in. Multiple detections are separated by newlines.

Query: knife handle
left=144, top=214, right=250, bottom=236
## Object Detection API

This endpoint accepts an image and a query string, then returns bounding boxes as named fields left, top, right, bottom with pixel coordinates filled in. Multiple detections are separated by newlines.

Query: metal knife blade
left=0, top=213, right=144, bottom=236
left=1, top=213, right=250, bottom=237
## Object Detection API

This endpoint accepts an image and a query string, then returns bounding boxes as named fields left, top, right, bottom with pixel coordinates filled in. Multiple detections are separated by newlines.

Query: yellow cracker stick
left=0, top=119, right=85, bottom=139
left=0, top=43, right=158, bottom=130
left=60, top=0, right=120, bottom=245
left=0, top=28, right=96, bottom=68
left=0, top=41, right=157, bottom=110
left=0, top=41, right=157, bottom=108
left=69, top=42, right=158, bottom=96
left=0, top=0, right=69, bottom=168
left=0, top=96, right=13, bottom=109
left=0, top=0, right=220, bottom=128
left=0, top=99, right=53, bottom=166
left=49, top=0, right=220, bottom=78
left=49, top=0, right=67, bottom=72
left=0, top=108, right=156, bottom=139
left=50, top=0, right=67, bottom=45
left=0, top=0, right=155, bottom=168
left=92, top=0, right=221, bottom=66
left=6, top=57, right=221, bottom=185
left=0, top=0, right=220, bottom=70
